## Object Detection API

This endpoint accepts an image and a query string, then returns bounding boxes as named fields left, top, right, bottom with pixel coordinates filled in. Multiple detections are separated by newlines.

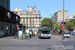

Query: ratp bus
left=38, top=28, right=51, bottom=39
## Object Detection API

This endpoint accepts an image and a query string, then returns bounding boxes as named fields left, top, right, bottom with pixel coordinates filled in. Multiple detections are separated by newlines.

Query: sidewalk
left=52, top=35, right=68, bottom=41
left=0, top=36, right=14, bottom=39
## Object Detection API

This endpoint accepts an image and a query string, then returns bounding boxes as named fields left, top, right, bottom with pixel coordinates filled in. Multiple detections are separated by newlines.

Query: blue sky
left=10, top=0, right=75, bottom=18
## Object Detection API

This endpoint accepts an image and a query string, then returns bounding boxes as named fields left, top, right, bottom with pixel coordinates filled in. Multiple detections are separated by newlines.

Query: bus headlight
left=41, top=34, right=43, bottom=36
left=49, top=34, right=51, bottom=36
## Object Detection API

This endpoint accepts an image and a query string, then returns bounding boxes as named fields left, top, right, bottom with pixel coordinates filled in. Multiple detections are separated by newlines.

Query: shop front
left=0, top=6, right=20, bottom=36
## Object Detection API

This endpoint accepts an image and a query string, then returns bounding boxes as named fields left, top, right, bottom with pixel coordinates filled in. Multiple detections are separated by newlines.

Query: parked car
left=0, top=31, right=3, bottom=38
left=0, top=34, right=2, bottom=38
left=64, top=33, right=70, bottom=38
left=73, top=32, right=75, bottom=36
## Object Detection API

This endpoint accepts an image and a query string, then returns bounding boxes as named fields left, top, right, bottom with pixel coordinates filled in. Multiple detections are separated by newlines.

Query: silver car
left=64, top=33, right=70, bottom=38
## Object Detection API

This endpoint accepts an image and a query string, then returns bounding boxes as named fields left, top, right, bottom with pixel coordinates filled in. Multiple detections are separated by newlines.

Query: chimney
left=34, top=6, right=37, bottom=10
left=34, top=6, right=36, bottom=8
left=27, top=6, right=29, bottom=10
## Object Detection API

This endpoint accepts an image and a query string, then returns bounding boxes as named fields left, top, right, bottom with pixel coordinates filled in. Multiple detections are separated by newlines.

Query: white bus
left=38, top=29, right=51, bottom=39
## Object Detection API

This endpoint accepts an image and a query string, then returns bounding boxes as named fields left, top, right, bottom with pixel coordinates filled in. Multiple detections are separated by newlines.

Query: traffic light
left=61, top=22, right=66, bottom=26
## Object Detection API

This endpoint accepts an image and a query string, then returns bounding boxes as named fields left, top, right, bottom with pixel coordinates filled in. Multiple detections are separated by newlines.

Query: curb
left=52, top=35, right=67, bottom=41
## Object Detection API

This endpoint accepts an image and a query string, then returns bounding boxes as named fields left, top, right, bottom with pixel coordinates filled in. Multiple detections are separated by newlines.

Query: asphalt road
left=0, top=36, right=65, bottom=50
left=56, top=35, right=75, bottom=41
left=61, top=41, right=75, bottom=50
left=53, top=35, right=75, bottom=50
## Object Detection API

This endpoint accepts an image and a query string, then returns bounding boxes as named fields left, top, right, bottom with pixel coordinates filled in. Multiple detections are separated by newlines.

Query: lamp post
left=63, top=0, right=64, bottom=39
left=22, top=21, right=25, bottom=39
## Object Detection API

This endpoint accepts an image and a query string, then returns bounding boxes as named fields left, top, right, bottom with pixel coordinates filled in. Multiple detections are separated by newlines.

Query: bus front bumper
left=41, top=36, right=51, bottom=38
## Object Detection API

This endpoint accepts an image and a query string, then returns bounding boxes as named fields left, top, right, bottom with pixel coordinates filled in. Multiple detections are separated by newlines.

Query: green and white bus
left=38, top=28, right=51, bottom=39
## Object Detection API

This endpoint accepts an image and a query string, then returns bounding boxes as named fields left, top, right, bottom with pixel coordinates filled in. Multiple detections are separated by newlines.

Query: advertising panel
left=18, top=31, right=23, bottom=39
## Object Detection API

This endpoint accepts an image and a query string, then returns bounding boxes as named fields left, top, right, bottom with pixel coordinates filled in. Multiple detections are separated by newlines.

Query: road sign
left=17, top=27, right=20, bottom=30
left=62, top=26, right=65, bottom=29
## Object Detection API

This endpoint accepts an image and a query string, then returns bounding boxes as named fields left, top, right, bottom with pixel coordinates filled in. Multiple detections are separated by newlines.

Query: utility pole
left=22, top=24, right=23, bottom=39
left=63, top=0, right=64, bottom=39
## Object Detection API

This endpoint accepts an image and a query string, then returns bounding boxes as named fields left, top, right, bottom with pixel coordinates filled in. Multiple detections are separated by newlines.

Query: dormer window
left=27, top=12, right=28, bottom=14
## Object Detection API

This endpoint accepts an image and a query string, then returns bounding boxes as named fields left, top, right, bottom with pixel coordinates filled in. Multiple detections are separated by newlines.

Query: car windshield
left=42, top=31, right=50, bottom=34
left=65, top=33, right=69, bottom=34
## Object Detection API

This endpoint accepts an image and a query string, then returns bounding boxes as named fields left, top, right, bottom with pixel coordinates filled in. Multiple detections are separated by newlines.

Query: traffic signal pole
left=22, top=24, right=23, bottom=39
left=63, top=0, right=64, bottom=39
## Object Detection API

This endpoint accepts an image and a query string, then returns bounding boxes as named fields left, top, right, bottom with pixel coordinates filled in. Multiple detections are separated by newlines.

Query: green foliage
left=41, top=18, right=54, bottom=29
left=73, top=20, right=75, bottom=26
left=66, top=22, right=74, bottom=30
left=55, top=23, right=62, bottom=30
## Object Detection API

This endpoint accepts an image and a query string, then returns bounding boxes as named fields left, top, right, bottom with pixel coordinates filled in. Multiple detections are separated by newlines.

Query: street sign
left=62, top=26, right=65, bottom=29
left=17, top=27, right=20, bottom=30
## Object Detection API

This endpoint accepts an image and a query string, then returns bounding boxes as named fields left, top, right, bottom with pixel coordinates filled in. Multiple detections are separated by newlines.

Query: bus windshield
left=42, top=31, right=50, bottom=34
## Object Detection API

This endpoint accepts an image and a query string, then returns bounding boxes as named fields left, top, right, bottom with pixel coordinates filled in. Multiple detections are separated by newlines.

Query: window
left=36, top=15, right=37, bottom=17
left=26, top=18, right=28, bottom=21
left=33, top=12, right=34, bottom=14
left=30, top=25, right=31, bottom=27
left=33, top=18, right=34, bottom=21
left=33, top=15, right=34, bottom=17
left=30, top=15, right=31, bottom=17
left=27, top=22, right=28, bottom=24
left=27, top=12, right=28, bottom=14
left=36, top=22, right=37, bottom=25
left=30, top=18, right=31, bottom=20
left=30, top=12, right=31, bottom=14
left=33, top=25, right=34, bottom=27
left=36, top=18, right=37, bottom=21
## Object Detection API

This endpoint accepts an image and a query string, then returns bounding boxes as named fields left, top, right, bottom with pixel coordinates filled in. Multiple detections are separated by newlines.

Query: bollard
left=23, top=34, right=25, bottom=39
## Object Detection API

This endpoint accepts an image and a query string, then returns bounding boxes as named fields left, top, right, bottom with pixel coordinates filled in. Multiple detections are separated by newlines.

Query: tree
left=41, top=18, right=54, bottom=29
left=73, top=20, right=75, bottom=27
left=66, top=22, right=74, bottom=30
left=55, top=23, right=62, bottom=30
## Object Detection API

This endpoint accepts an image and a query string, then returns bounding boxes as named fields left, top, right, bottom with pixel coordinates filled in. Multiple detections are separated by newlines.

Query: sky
left=10, top=0, right=75, bottom=19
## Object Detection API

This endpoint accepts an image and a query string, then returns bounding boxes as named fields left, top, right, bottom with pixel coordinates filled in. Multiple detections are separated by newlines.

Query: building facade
left=0, top=0, right=10, bottom=10
left=12, top=7, right=41, bottom=31
left=0, top=0, right=20, bottom=36
left=65, top=14, right=75, bottom=22
left=51, top=10, right=69, bottom=23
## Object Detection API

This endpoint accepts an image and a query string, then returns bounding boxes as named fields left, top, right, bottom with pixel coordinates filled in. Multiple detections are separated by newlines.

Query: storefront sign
left=7, top=12, right=11, bottom=19
left=16, top=16, right=18, bottom=21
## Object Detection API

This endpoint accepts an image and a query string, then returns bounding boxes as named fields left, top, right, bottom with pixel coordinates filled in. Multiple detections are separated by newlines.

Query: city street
left=0, top=36, right=65, bottom=50
left=52, top=35, right=75, bottom=50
